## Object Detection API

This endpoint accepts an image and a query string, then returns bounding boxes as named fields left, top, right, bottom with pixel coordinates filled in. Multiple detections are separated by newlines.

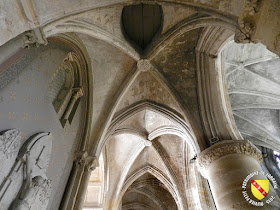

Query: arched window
left=48, top=52, right=83, bottom=127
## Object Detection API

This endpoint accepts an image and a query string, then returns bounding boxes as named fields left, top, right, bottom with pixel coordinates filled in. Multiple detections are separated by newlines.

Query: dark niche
left=122, top=3, right=162, bottom=52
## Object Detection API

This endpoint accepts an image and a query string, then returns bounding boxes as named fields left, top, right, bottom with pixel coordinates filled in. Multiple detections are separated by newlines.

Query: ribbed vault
left=122, top=173, right=177, bottom=210
left=1, top=1, right=279, bottom=210
left=223, top=40, right=280, bottom=150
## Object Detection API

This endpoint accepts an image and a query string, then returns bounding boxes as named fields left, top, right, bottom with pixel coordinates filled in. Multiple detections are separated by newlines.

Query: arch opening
left=122, top=172, right=178, bottom=210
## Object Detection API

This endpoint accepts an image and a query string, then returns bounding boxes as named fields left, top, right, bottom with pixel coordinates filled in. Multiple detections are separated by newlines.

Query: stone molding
left=85, top=156, right=99, bottom=172
left=196, top=26, right=242, bottom=142
left=197, top=140, right=262, bottom=177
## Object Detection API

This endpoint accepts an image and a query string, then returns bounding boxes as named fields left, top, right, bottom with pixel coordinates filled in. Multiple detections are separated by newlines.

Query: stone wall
left=0, top=40, right=84, bottom=210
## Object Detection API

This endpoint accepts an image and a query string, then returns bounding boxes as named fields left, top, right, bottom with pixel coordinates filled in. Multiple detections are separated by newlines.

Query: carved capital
left=74, top=151, right=88, bottom=167
left=74, top=152, right=99, bottom=172
left=72, top=87, right=84, bottom=100
left=85, top=156, right=99, bottom=172
left=137, top=59, right=151, bottom=72
left=197, top=140, right=262, bottom=177
left=21, top=28, right=48, bottom=49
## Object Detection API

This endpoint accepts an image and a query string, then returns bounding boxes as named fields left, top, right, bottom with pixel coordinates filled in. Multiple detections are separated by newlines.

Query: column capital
left=74, top=151, right=88, bottom=167
left=21, top=28, right=48, bottom=49
left=74, top=151, right=99, bottom=171
left=72, top=87, right=84, bottom=99
left=85, top=156, right=99, bottom=172
left=197, top=140, right=262, bottom=177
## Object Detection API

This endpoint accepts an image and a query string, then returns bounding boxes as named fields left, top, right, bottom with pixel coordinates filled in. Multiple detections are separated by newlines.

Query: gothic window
left=48, top=52, right=83, bottom=127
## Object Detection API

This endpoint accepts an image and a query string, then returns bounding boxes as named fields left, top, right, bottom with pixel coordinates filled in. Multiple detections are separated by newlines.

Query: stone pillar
left=60, top=152, right=87, bottom=210
left=74, top=156, right=99, bottom=210
left=60, top=87, right=83, bottom=127
left=197, top=140, right=279, bottom=210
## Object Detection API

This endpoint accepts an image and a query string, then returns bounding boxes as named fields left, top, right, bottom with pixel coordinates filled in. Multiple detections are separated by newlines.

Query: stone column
left=197, top=140, right=279, bottom=210
left=60, top=87, right=83, bottom=127
left=60, top=152, right=87, bottom=210
left=74, top=156, right=99, bottom=210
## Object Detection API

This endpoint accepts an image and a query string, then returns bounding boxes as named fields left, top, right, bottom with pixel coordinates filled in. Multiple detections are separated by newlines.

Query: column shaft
left=198, top=140, right=279, bottom=209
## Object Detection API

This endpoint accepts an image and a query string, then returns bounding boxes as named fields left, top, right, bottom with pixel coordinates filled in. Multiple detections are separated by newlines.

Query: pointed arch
left=117, top=165, right=183, bottom=210
left=147, top=16, right=237, bottom=60
left=196, top=26, right=242, bottom=143
left=96, top=100, right=200, bottom=158
left=43, top=19, right=140, bottom=60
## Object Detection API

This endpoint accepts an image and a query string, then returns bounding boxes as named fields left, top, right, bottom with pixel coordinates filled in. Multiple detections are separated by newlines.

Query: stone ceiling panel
left=116, top=71, right=184, bottom=115
left=152, top=28, right=202, bottom=122
left=75, top=6, right=124, bottom=40
left=161, top=4, right=197, bottom=34
left=107, top=134, right=143, bottom=193
left=154, top=135, right=186, bottom=184
left=77, top=33, right=136, bottom=141
left=126, top=146, right=170, bottom=182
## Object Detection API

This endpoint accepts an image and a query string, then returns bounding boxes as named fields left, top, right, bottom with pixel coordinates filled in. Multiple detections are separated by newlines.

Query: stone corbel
left=74, top=151, right=88, bottom=167
left=74, top=151, right=98, bottom=171
left=85, top=156, right=99, bottom=172
left=21, top=28, right=48, bottom=49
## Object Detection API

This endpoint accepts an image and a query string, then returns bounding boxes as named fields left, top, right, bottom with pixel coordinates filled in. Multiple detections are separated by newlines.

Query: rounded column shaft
left=198, top=140, right=280, bottom=210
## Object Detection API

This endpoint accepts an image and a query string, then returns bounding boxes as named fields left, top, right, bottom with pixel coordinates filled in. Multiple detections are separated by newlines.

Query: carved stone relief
left=118, top=71, right=180, bottom=112
left=0, top=130, right=52, bottom=210
left=11, top=177, right=52, bottom=210
left=0, top=130, right=21, bottom=185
